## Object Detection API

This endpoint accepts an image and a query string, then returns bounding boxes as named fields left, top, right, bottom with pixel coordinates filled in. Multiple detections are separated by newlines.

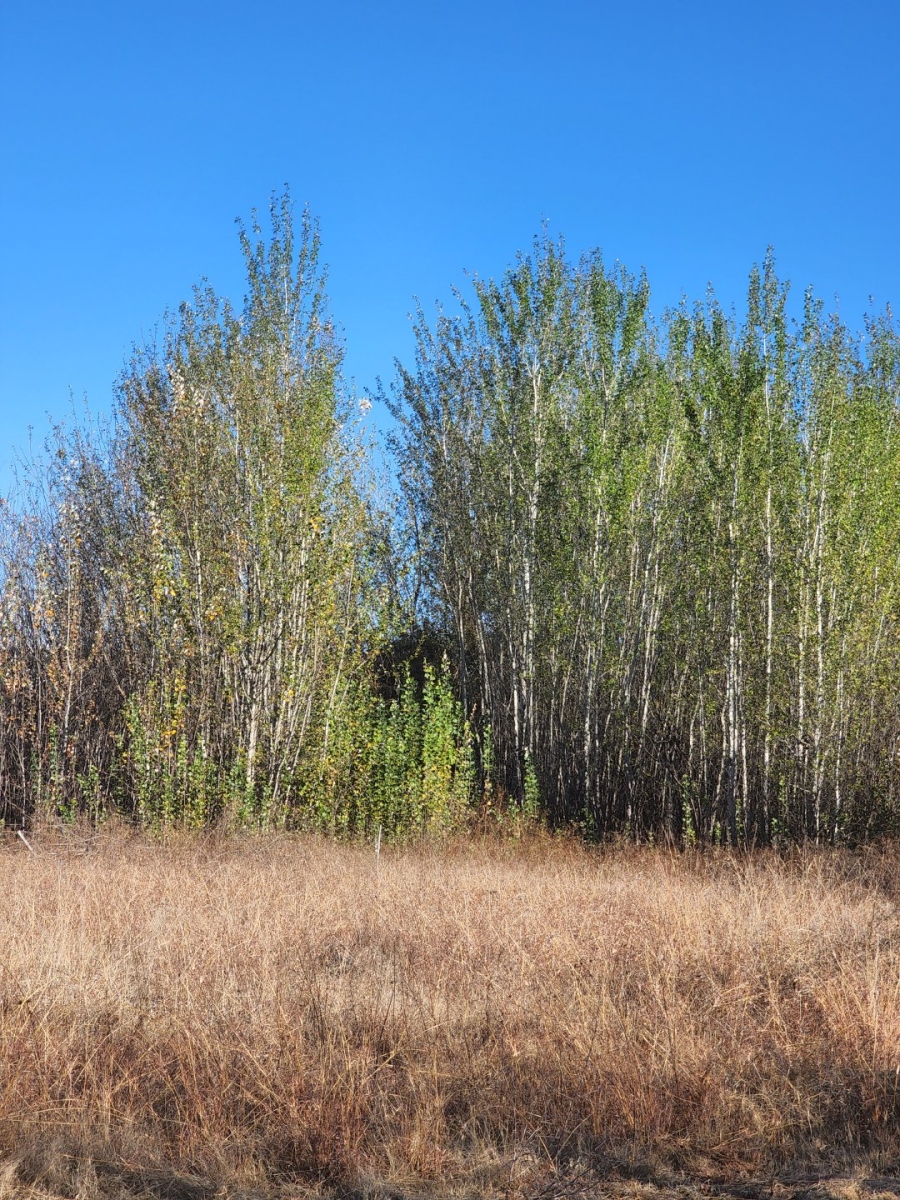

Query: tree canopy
left=3, top=200, right=900, bottom=843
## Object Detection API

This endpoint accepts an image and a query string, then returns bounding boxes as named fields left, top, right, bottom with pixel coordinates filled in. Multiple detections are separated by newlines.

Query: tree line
left=2, top=194, right=899, bottom=843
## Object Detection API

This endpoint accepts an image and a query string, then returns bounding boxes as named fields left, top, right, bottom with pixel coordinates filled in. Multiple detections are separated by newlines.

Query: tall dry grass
left=1, top=830, right=899, bottom=1198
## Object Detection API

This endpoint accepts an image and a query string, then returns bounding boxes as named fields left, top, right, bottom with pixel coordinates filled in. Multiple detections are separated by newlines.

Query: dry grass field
left=1, top=829, right=899, bottom=1200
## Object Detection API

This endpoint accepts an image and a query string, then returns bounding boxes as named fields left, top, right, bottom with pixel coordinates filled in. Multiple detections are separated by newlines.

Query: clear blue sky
left=2, top=0, right=898, bottom=492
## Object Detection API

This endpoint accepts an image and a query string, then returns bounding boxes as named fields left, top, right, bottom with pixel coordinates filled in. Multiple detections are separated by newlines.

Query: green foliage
left=392, top=239, right=900, bottom=845
left=122, top=683, right=217, bottom=829
left=310, top=657, right=475, bottom=837
left=522, top=751, right=540, bottom=821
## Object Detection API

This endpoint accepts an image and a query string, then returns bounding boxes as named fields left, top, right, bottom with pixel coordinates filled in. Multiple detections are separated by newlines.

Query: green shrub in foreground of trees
left=2, top=195, right=900, bottom=843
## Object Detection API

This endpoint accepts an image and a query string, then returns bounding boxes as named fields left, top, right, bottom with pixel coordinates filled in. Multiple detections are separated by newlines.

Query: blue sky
left=2, top=0, right=898, bottom=492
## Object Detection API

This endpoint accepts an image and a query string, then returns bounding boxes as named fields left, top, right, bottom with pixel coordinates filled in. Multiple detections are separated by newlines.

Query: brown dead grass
left=1, top=828, right=899, bottom=1199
